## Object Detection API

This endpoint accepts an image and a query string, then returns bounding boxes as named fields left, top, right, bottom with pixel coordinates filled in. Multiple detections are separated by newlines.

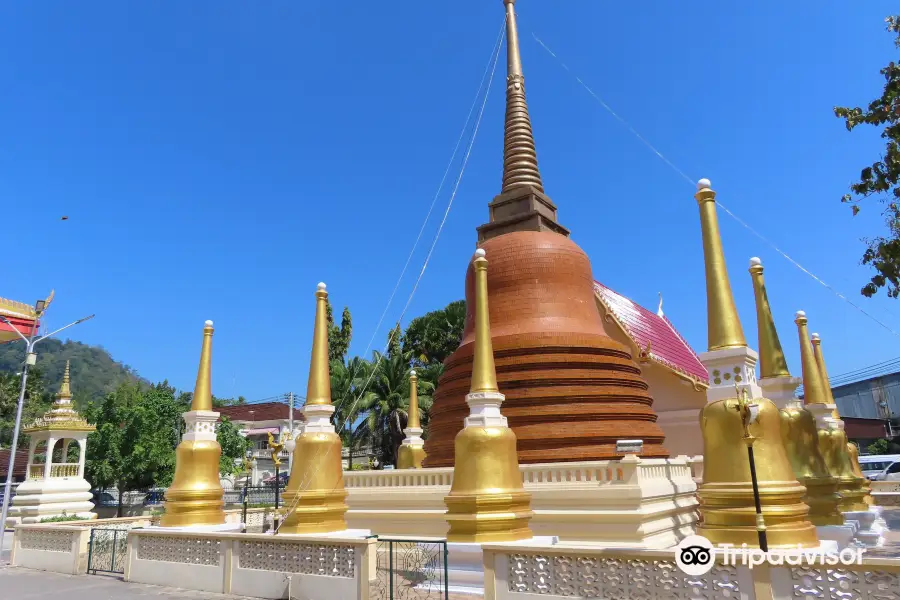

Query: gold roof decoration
left=23, top=360, right=95, bottom=433
left=0, top=290, right=54, bottom=319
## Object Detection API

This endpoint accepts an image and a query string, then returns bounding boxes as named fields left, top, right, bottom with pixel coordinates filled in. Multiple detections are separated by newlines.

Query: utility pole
left=0, top=307, right=94, bottom=557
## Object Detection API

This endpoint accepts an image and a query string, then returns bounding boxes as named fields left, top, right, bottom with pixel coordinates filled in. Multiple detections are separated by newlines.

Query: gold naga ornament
left=804, top=328, right=870, bottom=511
left=280, top=283, right=349, bottom=535
left=695, top=179, right=817, bottom=548
left=748, top=258, right=843, bottom=526
left=161, top=321, right=226, bottom=527
left=444, top=249, right=533, bottom=543
left=397, top=369, right=427, bottom=469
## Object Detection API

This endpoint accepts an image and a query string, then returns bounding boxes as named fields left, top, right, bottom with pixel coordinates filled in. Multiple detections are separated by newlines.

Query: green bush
left=39, top=512, right=84, bottom=523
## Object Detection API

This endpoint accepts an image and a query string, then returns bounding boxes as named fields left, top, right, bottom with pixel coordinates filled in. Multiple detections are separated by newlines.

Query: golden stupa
left=444, top=249, right=533, bottom=543
left=280, top=282, right=349, bottom=534
left=803, top=327, right=870, bottom=512
left=397, top=369, right=427, bottom=469
left=161, top=321, right=226, bottom=527
left=748, top=258, right=843, bottom=526
left=695, top=180, right=818, bottom=548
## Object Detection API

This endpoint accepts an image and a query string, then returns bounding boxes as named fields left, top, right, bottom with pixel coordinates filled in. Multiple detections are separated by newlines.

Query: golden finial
left=811, top=333, right=841, bottom=419
left=471, top=249, right=500, bottom=393
left=57, top=360, right=72, bottom=399
left=408, top=369, right=421, bottom=429
left=748, top=258, right=790, bottom=379
left=190, top=320, right=215, bottom=411
left=500, top=0, right=543, bottom=194
left=795, top=312, right=827, bottom=405
left=696, top=179, right=747, bottom=351
left=306, top=283, right=332, bottom=406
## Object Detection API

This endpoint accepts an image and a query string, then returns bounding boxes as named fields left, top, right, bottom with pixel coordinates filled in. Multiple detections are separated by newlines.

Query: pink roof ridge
left=593, top=281, right=709, bottom=387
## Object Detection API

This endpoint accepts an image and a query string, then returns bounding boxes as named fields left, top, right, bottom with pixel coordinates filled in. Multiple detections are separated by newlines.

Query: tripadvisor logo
left=674, top=535, right=865, bottom=575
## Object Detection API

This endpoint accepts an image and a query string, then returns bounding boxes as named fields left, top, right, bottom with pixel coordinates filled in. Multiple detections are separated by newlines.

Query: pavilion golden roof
left=23, top=361, right=95, bottom=433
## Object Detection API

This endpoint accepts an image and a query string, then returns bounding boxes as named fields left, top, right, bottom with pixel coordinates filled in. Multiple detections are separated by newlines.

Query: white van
left=857, top=454, right=900, bottom=480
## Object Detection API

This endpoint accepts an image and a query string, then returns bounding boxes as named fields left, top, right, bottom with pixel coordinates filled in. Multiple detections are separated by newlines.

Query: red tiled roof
left=594, top=282, right=709, bottom=386
left=217, top=402, right=293, bottom=422
left=0, top=448, right=29, bottom=479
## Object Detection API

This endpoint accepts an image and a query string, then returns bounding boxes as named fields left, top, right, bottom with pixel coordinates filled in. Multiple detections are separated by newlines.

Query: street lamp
left=0, top=307, right=94, bottom=553
left=241, top=450, right=253, bottom=533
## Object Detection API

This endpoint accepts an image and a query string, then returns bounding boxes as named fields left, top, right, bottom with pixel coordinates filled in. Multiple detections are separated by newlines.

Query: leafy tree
left=84, top=381, right=180, bottom=516
left=0, top=338, right=144, bottom=408
left=401, top=300, right=465, bottom=366
left=217, top=416, right=251, bottom=476
left=0, top=367, right=54, bottom=449
left=326, top=302, right=353, bottom=364
left=386, top=323, right=403, bottom=358
left=835, top=16, right=900, bottom=297
left=866, top=438, right=897, bottom=455
left=330, top=357, right=375, bottom=470
left=353, top=350, right=433, bottom=466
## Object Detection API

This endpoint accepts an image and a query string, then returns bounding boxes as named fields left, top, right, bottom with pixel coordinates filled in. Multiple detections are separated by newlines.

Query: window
left=887, top=462, right=900, bottom=474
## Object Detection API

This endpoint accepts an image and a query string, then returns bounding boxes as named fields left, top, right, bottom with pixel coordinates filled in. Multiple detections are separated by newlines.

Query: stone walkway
left=1, top=568, right=256, bottom=600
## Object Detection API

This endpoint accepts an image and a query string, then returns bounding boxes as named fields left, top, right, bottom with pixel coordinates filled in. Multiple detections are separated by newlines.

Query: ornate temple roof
left=218, top=402, right=293, bottom=423
left=23, top=361, right=95, bottom=434
left=593, top=282, right=709, bottom=388
left=0, top=291, right=53, bottom=344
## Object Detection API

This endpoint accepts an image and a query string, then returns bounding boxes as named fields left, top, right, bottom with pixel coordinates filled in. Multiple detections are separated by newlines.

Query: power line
left=529, top=30, right=900, bottom=340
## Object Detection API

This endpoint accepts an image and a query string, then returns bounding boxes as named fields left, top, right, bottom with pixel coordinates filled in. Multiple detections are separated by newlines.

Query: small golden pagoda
left=397, top=369, right=427, bottom=469
left=280, top=283, right=349, bottom=534
left=748, top=258, right=843, bottom=526
left=23, top=361, right=95, bottom=435
left=161, top=321, right=226, bottom=527
left=812, top=333, right=873, bottom=506
left=695, top=179, right=817, bottom=548
left=444, top=249, right=533, bottom=543
left=802, top=327, right=870, bottom=512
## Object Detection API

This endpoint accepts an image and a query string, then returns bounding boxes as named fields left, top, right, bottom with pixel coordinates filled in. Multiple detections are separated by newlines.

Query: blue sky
left=2, top=1, right=898, bottom=401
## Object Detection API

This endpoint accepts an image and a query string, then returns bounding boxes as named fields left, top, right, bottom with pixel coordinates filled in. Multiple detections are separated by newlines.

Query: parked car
left=873, top=461, right=900, bottom=482
left=262, top=472, right=289, bottom=487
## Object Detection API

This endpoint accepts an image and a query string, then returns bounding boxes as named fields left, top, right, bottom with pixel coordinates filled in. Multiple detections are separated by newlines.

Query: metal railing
left=371, top=538, right=449, bottom=600
left=87, top=528, right=128, bottom=575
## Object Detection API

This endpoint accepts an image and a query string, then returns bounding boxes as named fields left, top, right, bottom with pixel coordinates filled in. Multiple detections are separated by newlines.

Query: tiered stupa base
left=6, top=477, right=95, bottom=525
left=424, top=231, right=668, bottom=466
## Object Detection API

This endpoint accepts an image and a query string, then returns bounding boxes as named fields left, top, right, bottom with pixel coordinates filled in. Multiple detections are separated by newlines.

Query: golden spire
left=471, top=249, right=500, bottom=393
left=58, top=360, right=72, bottom=399
left=795, top=312, right=826, bottom=405
left=811, top=333, right=841, bottom=419
left=696, top=179, right=747, bottom=351
left=306, top=283, right=332, bottom=406
left=748, top=258, right=790, bottom=378
left=408, top=369, right=421, bottom=429
left=500, top=0, right=543, bottom=194
left=190, top=321, right=215, bottom=411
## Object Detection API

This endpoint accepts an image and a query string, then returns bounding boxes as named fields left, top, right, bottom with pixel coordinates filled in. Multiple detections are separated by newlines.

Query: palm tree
left=330, top=357, right=374, bottom=470
left=353, top=351, right=434, bottom=466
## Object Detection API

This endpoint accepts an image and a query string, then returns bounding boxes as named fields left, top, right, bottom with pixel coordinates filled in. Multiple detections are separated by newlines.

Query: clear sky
left=3, top=1, right=899, bottom=401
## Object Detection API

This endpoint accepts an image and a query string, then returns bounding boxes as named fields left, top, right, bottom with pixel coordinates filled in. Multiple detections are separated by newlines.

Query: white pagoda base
left=844, top=510, right=885, bottom=548
left=6, top=477, right=95, bottom=525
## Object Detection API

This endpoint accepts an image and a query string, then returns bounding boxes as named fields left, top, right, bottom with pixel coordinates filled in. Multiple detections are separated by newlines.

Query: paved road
left=1, top=568, right=256, bottom=600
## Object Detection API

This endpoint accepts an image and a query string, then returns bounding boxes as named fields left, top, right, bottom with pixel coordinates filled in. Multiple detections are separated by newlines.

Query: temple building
left=593, top=283, right=708, bottom=456
left=0, top=292, right=52, bottom=344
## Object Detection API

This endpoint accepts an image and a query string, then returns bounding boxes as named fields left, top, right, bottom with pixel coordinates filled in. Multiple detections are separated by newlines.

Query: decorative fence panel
left=370, top=538, right=448, bottom=600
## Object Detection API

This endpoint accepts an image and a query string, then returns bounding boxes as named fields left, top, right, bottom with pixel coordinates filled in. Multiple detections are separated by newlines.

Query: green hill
left=0, top=338, right=145, bottom=408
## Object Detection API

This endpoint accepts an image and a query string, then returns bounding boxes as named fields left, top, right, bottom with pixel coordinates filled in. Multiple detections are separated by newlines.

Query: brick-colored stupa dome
left=422, top=231, right=668, bottom=466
